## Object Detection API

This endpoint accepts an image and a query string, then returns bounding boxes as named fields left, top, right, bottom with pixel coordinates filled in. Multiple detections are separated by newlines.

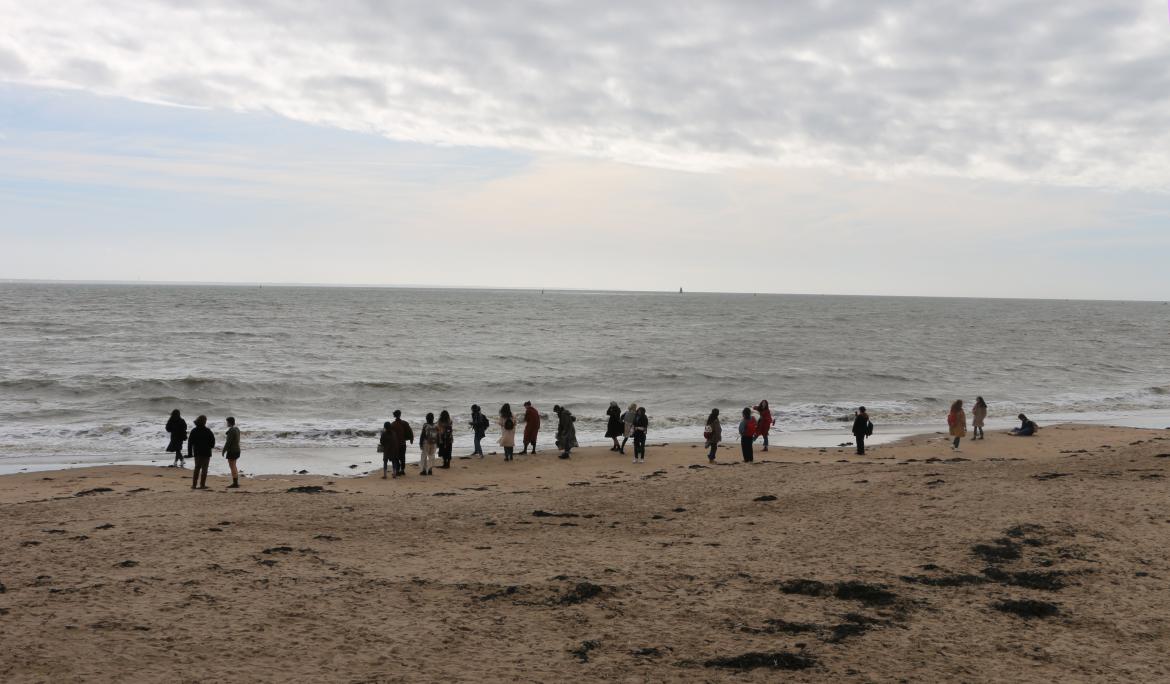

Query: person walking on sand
left=437, top=410, right=454, bottom=468
left=165, top=409, right=188, bottom=467
left=852, top=407, right=872, bottom=455
left=418, top=413, right=438, bottom=476
left=222, top=416, right=241, bottom=488
left=620, top=402, right=637, bottom=454
left=554, top=405, right=577, bottom=459
left=948, top=400, right=967, bottom=451
left=972, top=396, right=987, bottom=440
left=738, top=407, right=757, bottom=463
left=499, top=410, right=517, bottom=461
left=631, top=406, right=648, bottom=463
left=187, top=415, right=215, bottom=490
left=385, top=410, right=414, bottom=477
left=521, top=401, right=541, bottom=454
left=704, top=409, right=722, bottom=463
left=605, top=401, right=623, bottom=451
left=469, top=404, right=490, bottom=458
left=754, top=400, right=776, bottom=451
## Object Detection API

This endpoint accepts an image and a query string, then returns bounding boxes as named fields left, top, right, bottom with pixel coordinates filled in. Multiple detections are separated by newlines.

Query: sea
left=2, top=283, right=1168, bottom=474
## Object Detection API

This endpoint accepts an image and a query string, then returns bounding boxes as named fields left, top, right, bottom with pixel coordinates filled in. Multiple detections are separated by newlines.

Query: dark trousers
left=740, top=436, right=753, bottom=462
left=855, top=434, right=865, bottom=455
left=473, top=434, right=484, bottom=455
left=504, top=446, right=514, bottom=460
left=191, top=456, right=210, bottom=487
left=440, top=443, right=452, bottom=466
left=707, top=442, right=718, bottom=460
left=633, top=432, right=646, bottom=458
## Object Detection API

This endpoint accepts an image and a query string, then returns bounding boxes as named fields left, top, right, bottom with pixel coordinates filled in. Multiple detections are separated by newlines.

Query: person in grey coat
left=554, top=405, right=577, bottom=459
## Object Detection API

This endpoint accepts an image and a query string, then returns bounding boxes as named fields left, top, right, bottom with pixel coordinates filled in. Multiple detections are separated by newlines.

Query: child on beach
left=165, top=409, right=187, bottom=467
left=418, top=413, right=438, bottom=475
left=499, top=412, right=516, bottom=461
left=738, top=407, right=756, bottom=462
left=948, top=400, right=967, bottom=451
left=754, top=400, right=775, bottom=451
left=632, top=406, right=648, bottom=463
left=972, top=397, right=987, bottom=440
left=1011, top=413, right=1038, bottom=436
left=704, top=409, right=722, bottom=463
left=437, top=410, right=454, bottom=468
left=222, top=416, right=241, bottom=488
left=187, top=415, right=215, bottom=489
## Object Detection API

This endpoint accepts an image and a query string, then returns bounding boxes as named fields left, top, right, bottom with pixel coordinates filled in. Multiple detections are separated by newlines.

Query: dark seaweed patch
left=704, top=652, right=817, bottom=671
left=74, top=488, right=113, bottom=497
left=993, top=599, right=1060, bottom=618
left=532, top=510, right=579, bottom=518
left=753, top=495, right=778, bottom=502
left=286, top=486, right=330, bottom=494
left=570, top=640, right=600, bottom=663
left=778, top=579, right=896, bottom=606
left=982, top=567, right=1067, bottom=591
left=900, top=573, right=987, bottom=587
left=557, top=582, right=604, bottom=605
left=972, top=539, right=1022, bottom=563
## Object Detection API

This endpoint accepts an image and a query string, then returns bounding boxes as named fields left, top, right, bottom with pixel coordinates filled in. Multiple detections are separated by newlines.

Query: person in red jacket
left=753, top=400, right=776, bottom=451
left=521, top=401, right=541, bottom=454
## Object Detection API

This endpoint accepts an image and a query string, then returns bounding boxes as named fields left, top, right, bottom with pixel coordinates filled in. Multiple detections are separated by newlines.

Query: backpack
left=865, top=420, right=874, bottom=437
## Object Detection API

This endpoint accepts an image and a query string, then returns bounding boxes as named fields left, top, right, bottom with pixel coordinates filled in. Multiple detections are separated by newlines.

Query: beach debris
left=672, top=507, right=687, bottom=512
left=778, top=579, right=897, bottom=606
left=73, top=487, right=113, bottom=497
left=206, top=528, right=222, bottom=532
left=262, top=546, right=294, bottom=554
left=981, top=567, right=1067, bottom=591
left=1004, top=523, right=1046, bottom=538
left=286, top=485, right=330, bottom=493
left=993, top=599, right=1060, bottom=619
left=704, top=651, right=816, bottom=671
left=900, top=573, right=987, bottom=587
left=258, top=559, right=277, bottom=567
left=738, top=618, right=818, bottom=635
left=479, top=586, right=519, bottom=601
left=971, top=539, right=1022, bottom=563
left=925, top=479, right=946, bottom=486
left=0, top=582, right=6, bottom=593
left=43, top=529, right=66, bottom=534
left=532, top=510, right=579, bottom=518
left=688, top=464, right=707, bottom=469
left=94, top=524, right=115, bottom=530
left=567, top=481, right=591, bottom=486
left=1154, top=453, right=1170, bottom=458
left=21, top=541, right=40, bottom=547
left=753, top=495, right=778, bottom=502
left=631, top=647, right=662, bottom=657
left=556, top=582, right=604, bottom=605
left=569, top=640, right=600, bottom=663
left=1032, top=472, right=1069, bottom=481
left=432, top=492, right=458, bottom=496
left=116, top=560, right=138, bottom=568
left=313, top=534, right=340, bottom=541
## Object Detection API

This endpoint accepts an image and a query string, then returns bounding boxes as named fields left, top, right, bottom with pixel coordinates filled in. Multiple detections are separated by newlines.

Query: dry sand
left=1, top=423, right=1169, bottom=682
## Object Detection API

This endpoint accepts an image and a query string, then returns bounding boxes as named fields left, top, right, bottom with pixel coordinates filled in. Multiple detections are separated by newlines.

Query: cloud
left=1, top=0, right=1168, bottom=189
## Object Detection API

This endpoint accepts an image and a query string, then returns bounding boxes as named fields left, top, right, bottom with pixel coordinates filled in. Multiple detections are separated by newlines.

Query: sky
left=1, top=0, right=1169, bottom=299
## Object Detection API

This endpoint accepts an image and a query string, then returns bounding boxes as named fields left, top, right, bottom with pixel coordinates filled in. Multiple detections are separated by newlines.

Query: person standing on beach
left=222, top=416, right=241, bottom=488
left=948, top=400, right=967, bottom=452
left=852, top=407, right=872, bottom=455
left=972, top=397, right=987, bottom=440
left=418, top=413, right=438, bottom=475
left=499, top=411, right=516, bottom=461
left=605, top=401, right=623, bottom=451
left=631, top=406, right=648, bottom=463
left=165, top=409, right=188, bottom=467
left=187, top=415, right=215, bottom=489
left=386, top=410, right=413, bottom=477
left=620, top=403, right=637, bottom=455
left=704, top=409, right=722, bottom=463
left=380, top=421, right=395, bottom=479
left=469, top=404, right=489, bottom=458
left=738, top=407, right=757, bottom=463
left=437, top=410, right=454, bottom=468
left=553, top=405, right=577, bottom=459
left=754, top=400, right=775, bottom=451
left=521, top=401, right=541, bottom=454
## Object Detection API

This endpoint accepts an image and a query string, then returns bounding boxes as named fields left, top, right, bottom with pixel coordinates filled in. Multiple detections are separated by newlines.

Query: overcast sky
left=1, top=1, right=1168, bottom=298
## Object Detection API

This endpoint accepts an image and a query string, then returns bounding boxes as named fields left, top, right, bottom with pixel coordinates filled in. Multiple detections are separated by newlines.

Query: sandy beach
left=2, top=423, right=1168, bottom=682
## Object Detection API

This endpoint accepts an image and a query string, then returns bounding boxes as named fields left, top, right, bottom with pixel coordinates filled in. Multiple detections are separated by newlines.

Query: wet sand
left=1, top=424, right=1168, bottom=682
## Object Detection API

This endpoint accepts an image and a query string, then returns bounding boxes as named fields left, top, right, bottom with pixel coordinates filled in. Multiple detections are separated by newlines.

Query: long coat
left=605, top=405, right=623, bottom=438
left=556, top=410, right=578, bottom=449
left=498, top=417, right=516, bottom=448
left=523, top=405, right=541, bottom=442
left=948, top=409, right=967, bottom=438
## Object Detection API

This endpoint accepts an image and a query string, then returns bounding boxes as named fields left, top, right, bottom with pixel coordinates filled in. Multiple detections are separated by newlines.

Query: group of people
left=164, top=396, right=1038, bottom=485
left=164, top=409, right=242, bottom=488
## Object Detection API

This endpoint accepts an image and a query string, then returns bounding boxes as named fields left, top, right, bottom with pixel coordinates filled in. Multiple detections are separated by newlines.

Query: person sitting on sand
left=754, top=400, right=775, bottom=452
left=948, top=400, right=967, bottom=452
left=499, top=411, right=516, bottom=462
left=620, top=403, right=637, bottom=455
left=704, top=409, right=722, bottom=463
left=972, top=396, right=987, bottom=440
left=437, top=410, right=454, bottom=469
left=187, top=415, right=215, bottom=490
left=418, top=413, right=438, bottom=476
left=605, top=401, right=623, bottom=452
left=738, top=407, right=756, bottom=463
left=222, top=416, right=241, bottom=488
left=851, top=407, right=872, bottom=455
left=165, top=409, right=188, bottom=467
left=631, top=406, right=648, bottom=463
left=553, top=405, right=577, bottom=459
left=521, top=401, right=541, bottom=454
left=1011, top=413, right=1038, bottom=436
left=469, top=404, right=489, bottom=458
left=386, top=410, right=413, bottom=477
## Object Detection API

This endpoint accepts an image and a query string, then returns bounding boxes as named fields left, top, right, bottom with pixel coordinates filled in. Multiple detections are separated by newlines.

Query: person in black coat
left=165, top=409, right=188, bottom=467
left=851, top=407, right=872, bottom=455
left=605, top=401, right=623, bottom=451
left=187, top=415, right=216, bottom=489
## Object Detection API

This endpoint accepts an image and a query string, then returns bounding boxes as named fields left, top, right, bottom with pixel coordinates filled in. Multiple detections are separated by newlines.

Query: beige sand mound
left=1, top=424, right=1169, bottom=682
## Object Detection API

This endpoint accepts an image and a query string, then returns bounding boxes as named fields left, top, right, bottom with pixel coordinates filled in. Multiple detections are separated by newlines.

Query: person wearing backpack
left=737, top=407, right=757, bottom=463
left=437, top=410, right=454, bottom=468
left=469, top=404, right=490, bottom=458
left=418, top=413, right=438, bottom=476
left=851, top=406, right=873, bottom=455
left=704, top=408, right=722, bottom=463
left=499, top=409, right=517, bottom=461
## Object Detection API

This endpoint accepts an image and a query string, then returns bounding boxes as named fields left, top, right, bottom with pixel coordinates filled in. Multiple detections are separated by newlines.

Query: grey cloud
left=0, top=46, right=28, bottom=77
left=2, top=0, right=1168, bottom=187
